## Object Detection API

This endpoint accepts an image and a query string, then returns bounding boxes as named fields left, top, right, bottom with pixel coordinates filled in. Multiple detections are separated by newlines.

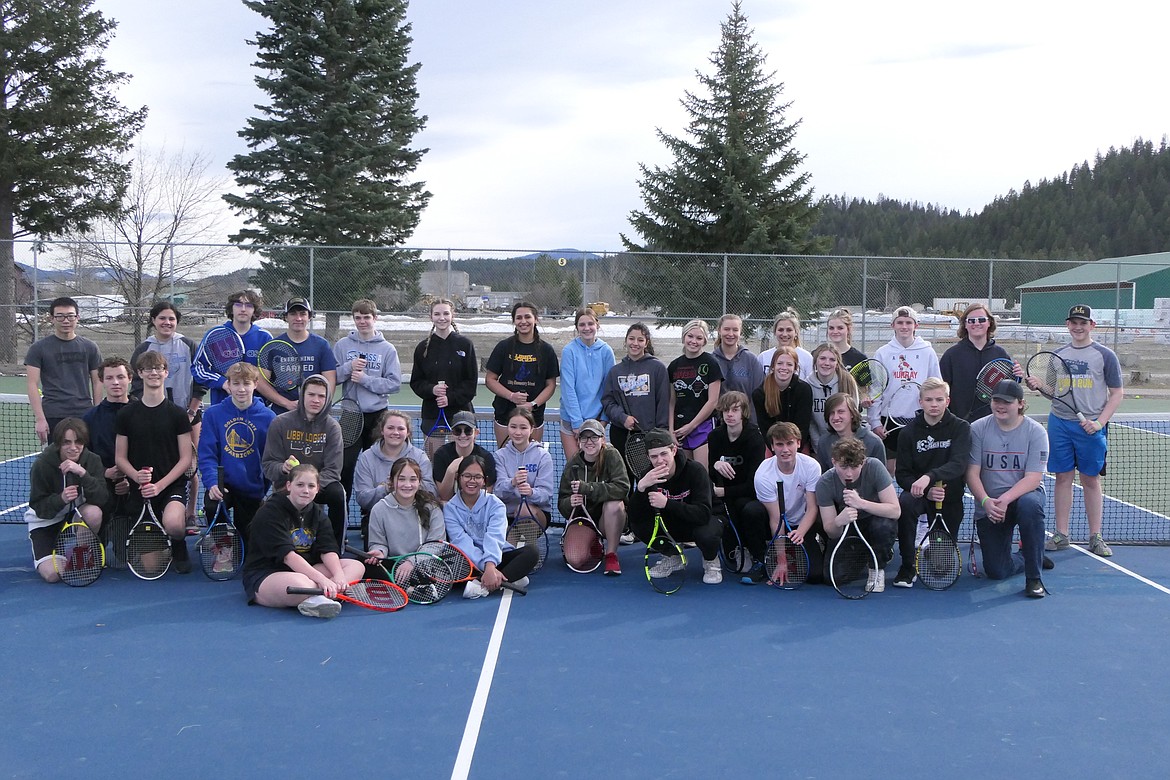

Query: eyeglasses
left=232, top=301, right=255, bottom=309
left=52, top=313, right=79, bottom=321
left=966, top=317, right=989, bottom=324
left=139, top=367, right=166, bottom=375
left=460, top=473, right=486, bottom=482
left=453, top=427, right=476, bottom=436
left=578, top=434, right=601, bottom=442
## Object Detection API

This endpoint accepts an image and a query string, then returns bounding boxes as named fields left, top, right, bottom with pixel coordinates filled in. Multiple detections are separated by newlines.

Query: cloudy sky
left=93, top=0, right=1170, bottom=255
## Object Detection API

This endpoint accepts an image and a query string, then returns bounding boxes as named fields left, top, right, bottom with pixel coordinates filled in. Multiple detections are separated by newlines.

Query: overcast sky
left=92, top=0, right=1170, bottom=255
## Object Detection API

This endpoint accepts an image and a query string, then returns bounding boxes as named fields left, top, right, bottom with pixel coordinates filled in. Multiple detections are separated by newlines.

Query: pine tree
left=0, top=0, right=146, bottom=360
left=620, top=1, right=827, bottom=324
left=224, top=0, right=430, bottom=332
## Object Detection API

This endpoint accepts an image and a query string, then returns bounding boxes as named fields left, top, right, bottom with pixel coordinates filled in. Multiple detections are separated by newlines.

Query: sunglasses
left=453, top=426, right=476, bottom=436
left=966, top=317, right=989, bottom=324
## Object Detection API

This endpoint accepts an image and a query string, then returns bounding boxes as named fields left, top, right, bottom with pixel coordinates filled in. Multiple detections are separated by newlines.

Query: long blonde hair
left=771, top=308, right=803, bottom=348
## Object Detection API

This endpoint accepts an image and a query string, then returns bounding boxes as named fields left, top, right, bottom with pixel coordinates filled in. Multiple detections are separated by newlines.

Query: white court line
left=451, top=588, right=515, bottom=780
left=1067, top=543, right=1170, bottom=596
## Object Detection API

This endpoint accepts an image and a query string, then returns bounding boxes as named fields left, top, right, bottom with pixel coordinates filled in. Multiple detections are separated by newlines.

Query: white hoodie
left=867, top=335, right=941, bottom=428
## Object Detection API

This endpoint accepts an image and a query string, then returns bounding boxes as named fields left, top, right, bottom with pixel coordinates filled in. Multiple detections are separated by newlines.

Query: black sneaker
left=740, top=565, right=767, bottom=585
left=172, top=539, right=192, bottom=574
left=892, top=566, right=916, bottom=588
left=1024, top=578, right=1046, bottom=598
left=1042, top=555, right=1054, bottom=571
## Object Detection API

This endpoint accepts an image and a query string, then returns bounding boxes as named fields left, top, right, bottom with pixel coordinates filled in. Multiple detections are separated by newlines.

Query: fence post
left=721, top=254, right=728, bottom=315
left=987, top=258, right=994, bottom=310
left=860, top=256, right=869, bottom=350
left=582, top=253, right=589, bottom=309
left=309, top=246, right=315, bottom=326
left=31, top=241, right=40, bottom=342
left=1114, top=258, right=1122, bottom=351
left=446, top=248, right=452, bottom=300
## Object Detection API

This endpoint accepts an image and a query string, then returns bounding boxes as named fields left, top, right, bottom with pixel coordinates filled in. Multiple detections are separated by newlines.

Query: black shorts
left=28, top=521, right=68, bottom=564
left=242, top=566, right=279, bottom=603
left=130, top=480, right=190, bottom=520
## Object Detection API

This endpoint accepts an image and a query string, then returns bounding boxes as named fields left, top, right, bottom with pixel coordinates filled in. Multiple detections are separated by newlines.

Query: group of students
left=24, top=291, right=1122, bottom=612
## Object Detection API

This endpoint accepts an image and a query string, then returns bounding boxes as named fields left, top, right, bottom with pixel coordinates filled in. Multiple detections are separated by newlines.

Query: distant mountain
left=511, top=249, right=603, bottom=262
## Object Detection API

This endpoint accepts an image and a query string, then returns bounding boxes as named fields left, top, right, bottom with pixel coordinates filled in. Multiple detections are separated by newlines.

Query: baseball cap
left=1067, top=304, right=1093, bottom=321
left=990, top=379, right=1024, bottom=402
left=451, top=411, right=477, bottom=432
left=284, top=297, right=312, bottom=315
left=577, top=419, right=605, bottom=439
left=892, top=305, right=918, bottom=322
left=644, top=429, right=675, bottom=450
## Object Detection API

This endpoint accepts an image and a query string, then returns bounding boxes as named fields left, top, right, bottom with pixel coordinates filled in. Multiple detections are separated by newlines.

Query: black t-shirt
left=431, top=442, right=498, bottom=489
left=486, top=337, right=559, bottom=420
left=668, top=353, right=723, bottom=427
left=115, top=398, right=193, bottom=478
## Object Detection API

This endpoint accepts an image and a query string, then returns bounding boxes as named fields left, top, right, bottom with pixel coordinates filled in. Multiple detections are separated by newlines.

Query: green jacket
left=29, top=444, right=109, bottom=521
left=558, top=444, right=631, bottom=518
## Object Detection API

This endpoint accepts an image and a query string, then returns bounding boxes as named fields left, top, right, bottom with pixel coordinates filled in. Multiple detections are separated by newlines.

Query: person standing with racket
left=559, top=307, right=615, bottom=462
left=629, top=429, right=721, bottom=584
left=966, top=380, right=1051, bottom=597
left=485, top=301, right=559, bottom=446
left=263, top=298, right=337, bottom=411
left=333, top=299, right=402, bottom=497
left=891, top=378, right=971, bottom=588
left=352, top=410, right=435, bottom=546
left=601, top=323, right=671, bottom=476
left=707, top=392, right=765, bottom=576
left=26, top=419, right=109, bottom=583
left=825, top=308, right=867, bottom=371
left=197, top=362, right=276, bottom=546
left=433, top=411, right=497, bottom=501
left=83, top=358, right=134, bottom=529
left=940, top=304, right=1017, bottom=421
left=115, top=351, right=195, bottom=573
left=193, top=290, right=273, bottom=406
left=1027, top=305, right=1124, bottom=557
left=25, top=296, right=102, bottom=445
left=243, top=463, right=366, bottom=618
left=668, top=320, right=723, bottom=471
left=409, top=298, right=477, bottom=460
left=867, top=306, right=942, bottom=471
left=444, top=455, right=536, bottom=598
left=817, top=437, right=900, bottom=592
left=557, top=419, right=630, bottom=576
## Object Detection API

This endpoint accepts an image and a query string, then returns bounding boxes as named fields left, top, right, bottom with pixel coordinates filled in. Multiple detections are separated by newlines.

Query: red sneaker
left=604, top=552, right=621, bottom=576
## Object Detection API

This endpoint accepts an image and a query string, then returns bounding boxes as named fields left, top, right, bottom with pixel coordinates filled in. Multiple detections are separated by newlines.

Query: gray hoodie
left=367, top=494, right=445, bottom=558
left=352, top=441, right=435, bottom=513
left=333, top=329, right=401, bottom=413
left=261, top=374, right=343, bottom=488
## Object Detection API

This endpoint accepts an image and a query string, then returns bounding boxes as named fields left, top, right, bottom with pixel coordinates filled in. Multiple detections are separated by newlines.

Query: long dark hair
left=386, top=458, right=439, bottom=531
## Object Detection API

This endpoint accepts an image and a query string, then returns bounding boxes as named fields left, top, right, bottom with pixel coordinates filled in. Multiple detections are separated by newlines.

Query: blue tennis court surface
left=5, top=522, right=1170, bottom=779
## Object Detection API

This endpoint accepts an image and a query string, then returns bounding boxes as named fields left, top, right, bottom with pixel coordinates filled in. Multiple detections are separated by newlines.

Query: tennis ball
left=288, top=457, right=300, bottom=467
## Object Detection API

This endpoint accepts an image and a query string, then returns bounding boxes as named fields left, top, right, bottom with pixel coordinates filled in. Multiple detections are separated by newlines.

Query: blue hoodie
left=559, top=337, right=616, bottom=430
left=198, top=394, right=277, bottom=499
left=193, top=321, right=273, bottom=405
left=444, top=489, right=513, bottom=570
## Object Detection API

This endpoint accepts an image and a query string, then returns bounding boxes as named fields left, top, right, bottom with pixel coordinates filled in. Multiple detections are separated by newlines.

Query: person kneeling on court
left=965, top=380, right=1051, bottom=598
left=817, top=437, right=900, bottom=592
left=629, top=429, right=721, bottom=584
left=242, top=464, right=365, bottom=618
left=27, top=419, right=109, bottom=583
left=444, top=455, right=535, bottom=599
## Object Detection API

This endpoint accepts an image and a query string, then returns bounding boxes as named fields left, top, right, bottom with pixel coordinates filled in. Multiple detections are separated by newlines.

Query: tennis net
left=1, top=394, right=1167, bottom=545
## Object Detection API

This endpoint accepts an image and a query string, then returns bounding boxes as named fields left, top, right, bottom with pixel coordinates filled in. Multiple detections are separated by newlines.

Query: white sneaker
left=702, top=558, right=723, bottom=584
left=867, top=568, right=886, bottom=593
left=462, top=580, right=490, bottom=599
left=648, top=555, right=685, bottom=578
left=297, top=594, right=341, bottom=618
left=620, top=532, right=636, bottom=545
left=511, top=576, right=530, bottom=590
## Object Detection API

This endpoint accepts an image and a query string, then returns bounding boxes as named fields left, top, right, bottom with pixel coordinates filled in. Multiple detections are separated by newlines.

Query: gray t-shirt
left=24, top=335, right=101, bottom=418
left=968, top=415, right=1048, bottom=518
left=1054, top=342, right=1122, bottom=420
left=815, top=457, right=892, bottom=515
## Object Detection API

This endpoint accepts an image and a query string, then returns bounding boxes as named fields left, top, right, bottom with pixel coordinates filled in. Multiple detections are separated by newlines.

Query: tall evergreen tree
left=225, top=0, right=430, bottom=331
left=0, top=0, right=146, bottom=360
left=620, top=1, right=827, bottom=324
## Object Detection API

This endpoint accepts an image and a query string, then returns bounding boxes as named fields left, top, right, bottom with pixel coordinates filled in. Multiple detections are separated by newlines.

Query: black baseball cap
left=284, top=297, right=313, bottom=315
left=991, top=379, right=1024, bottom=402
left=1067, top=304, right=1093, bottom=322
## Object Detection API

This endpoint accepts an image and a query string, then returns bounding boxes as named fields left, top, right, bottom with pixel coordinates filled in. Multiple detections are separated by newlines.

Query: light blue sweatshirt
left=559, top=337, right=616, bottom=430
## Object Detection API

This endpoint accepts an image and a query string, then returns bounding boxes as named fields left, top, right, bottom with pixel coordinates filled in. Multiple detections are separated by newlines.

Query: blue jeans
left=975, top=488, right=1046, bottom=580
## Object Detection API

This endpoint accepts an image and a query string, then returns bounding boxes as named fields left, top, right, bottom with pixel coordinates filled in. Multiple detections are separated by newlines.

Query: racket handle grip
left=1077, top=413, right=1087, bottom=423
left=345, top=545, right=369, bottom=557
left=286, top=586, right=326, bottom=595
left=501, top=581, right=527, bottom=596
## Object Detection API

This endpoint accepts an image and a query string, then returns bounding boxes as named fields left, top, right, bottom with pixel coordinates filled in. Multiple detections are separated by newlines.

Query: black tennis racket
left=287, top=579, right=408, bottom=612
left=258, top=338, right=304, bottom=393
left=644, top=496, right=687, bottom=594
left=416, top=540, right=528, bottom=595
left=1026, top=351, right=1087, bottom=422
left=765, top=479, right=809, bottom=589
left=615, top=386, right=653, bottom=479
left=967, top=358, right=1016, bottom=420
left=561, top=466, right=605, bottom=573
left=195, top=325, right=246, bottom=375
left=714, top=474, right=750, bottom=575
left=916, top=480, right=960, bottom=590
left=849, top=359, right=889, bottom=410
left=197, top=470, right=244, bottom=581
left=829, top=480, right=879, bottom=599
left=127, top=497, right=172, bottom=580
left=333, top=398, right=365, bottom=449
left=53, top=483, right=104, bottom=587
left=506, top=494, right=548, bottom=571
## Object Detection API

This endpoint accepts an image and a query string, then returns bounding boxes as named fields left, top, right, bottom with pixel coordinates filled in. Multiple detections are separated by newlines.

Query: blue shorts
left=1046, top=414, right=1107, bottom=476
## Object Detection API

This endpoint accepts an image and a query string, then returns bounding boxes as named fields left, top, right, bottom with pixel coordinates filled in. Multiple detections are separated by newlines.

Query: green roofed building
left=1017, top=251, right=1170, bottom=324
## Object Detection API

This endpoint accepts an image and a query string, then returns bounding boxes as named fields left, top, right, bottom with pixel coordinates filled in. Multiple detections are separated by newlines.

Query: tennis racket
left=714, top=473, right=750, bottom=575
left=561, top=466, right=605, bottom=573
left=286, top=579, right=408, bottom=612
left=616, top=387, right=653, bottom=479
left=333, top=398, right=365, bottom=448
left=765, top=479, right=809, bottom=589
left=416, top=540, right=528, bottom=595
left=127, top=497, right=172, bottom=580
left=1025, top=351, right=1087, bottom=422
left=506, top=494, right=548, bottom=571
left=916, top=480, right=960, bottom=590
left=197, top=469, right=244, bottom=581
left=345, top=546, right=453, bottom=605
left=53, top=479, right=104, bottom=586
left=968, top=523, right=981, bottom=578
left=258, top=338, right=304, bottom=393
left=882, top=380, right=924, bottom=433
left=106, top=496, right=132, bottom=571
left=829, top=480, right=879, bottom=599
left=967, top=358, right=1017, bottom=420
left=849, top=359, right=889, bottom=409
left=644, top=495, right=687, bottom=594
left=427, top=382, right=453, bottom=438
left=195, top=325, right=246, bottom=375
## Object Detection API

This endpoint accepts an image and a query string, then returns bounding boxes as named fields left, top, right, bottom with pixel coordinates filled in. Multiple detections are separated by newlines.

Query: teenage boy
left=193, top=290, right=273, bottom=406
left=26, top=296, right=102, bottom=443
left=817, top=437, right=900, bottom=592
left=966, top=380, right=1051, bottom=598
left=198, top=362, right=277, bottom=544
left=83, top=357, right=135, bottom=542
left=1026, top=305, right=1124, bottom=557
left=115, top=352, right=194, bottom=573
left=708, top=392, right=765, bottom=573
left=333, top=299, right=401, bottom=495
left=868, top=306, right=942, bottom=471
left=892, top=378, right=971, bottom=587
left=939, top=304, right=1015, bottom=420
left=628, top=429, right=721, bottom=584
left=266, top=297, right=337, bottom=411
left=433, top=411, right=498, bottom=501
left=262, top=374, right=347, bottom=545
